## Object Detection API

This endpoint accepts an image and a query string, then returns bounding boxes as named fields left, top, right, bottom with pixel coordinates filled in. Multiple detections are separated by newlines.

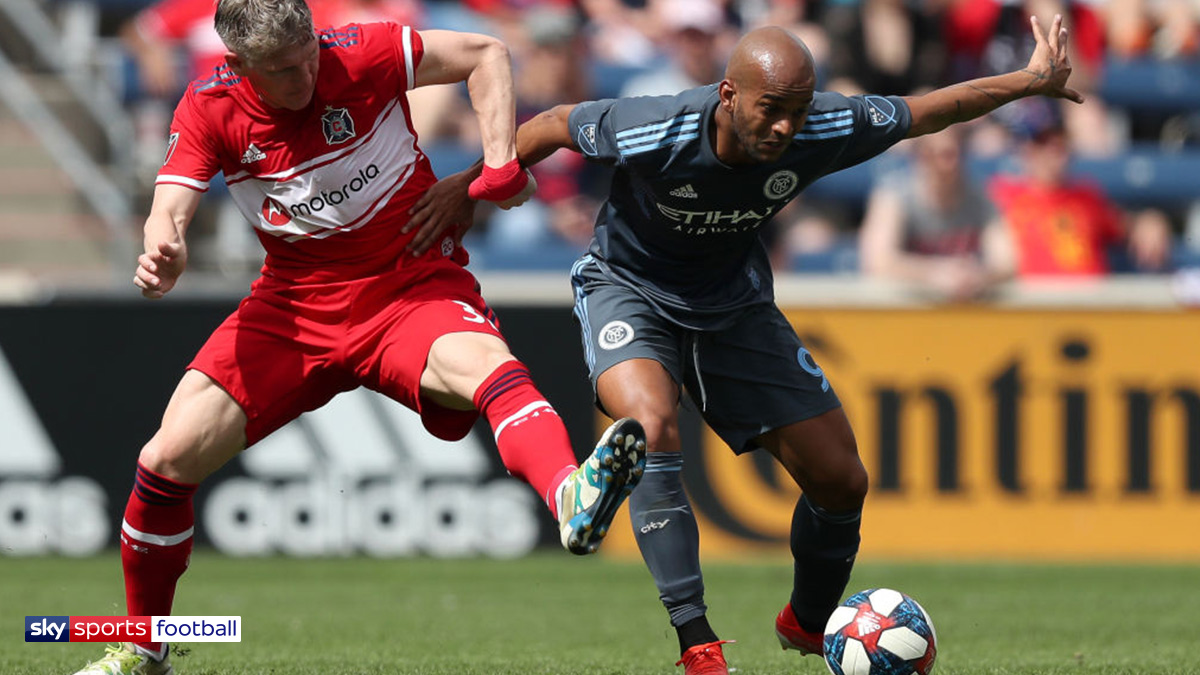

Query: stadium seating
left=802, top=148, right=1200, bottom=209
left=1099, top=57, right=1200, bottom=113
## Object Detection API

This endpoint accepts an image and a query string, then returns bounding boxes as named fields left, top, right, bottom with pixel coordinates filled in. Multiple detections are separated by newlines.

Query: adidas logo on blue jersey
left=669, top=184, right=698, bottom=199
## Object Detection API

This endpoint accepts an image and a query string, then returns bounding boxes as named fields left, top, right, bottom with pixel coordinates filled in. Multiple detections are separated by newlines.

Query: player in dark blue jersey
left=411, top=16, right=1081, bottom=675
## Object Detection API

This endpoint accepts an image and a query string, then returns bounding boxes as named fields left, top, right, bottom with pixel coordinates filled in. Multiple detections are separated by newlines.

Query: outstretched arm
left=134, top=184, right=200, bottom=299
left=404, top=104, right=580, bottom=254
left=904, top=14, right=1083, bottom=138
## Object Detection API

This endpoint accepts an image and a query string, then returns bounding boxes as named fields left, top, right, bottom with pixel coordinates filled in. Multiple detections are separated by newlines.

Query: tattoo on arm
left=1019, top=68, right=1046, bottom=95
left=966, top=83, right=1003, bottom=106
left=943, top=85, right=1001, bottom=125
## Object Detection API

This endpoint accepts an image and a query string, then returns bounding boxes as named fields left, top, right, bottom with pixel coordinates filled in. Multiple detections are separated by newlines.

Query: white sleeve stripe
left=156, top=175, right=209, bottom=190
left=402, top=26, right=415, bottom=90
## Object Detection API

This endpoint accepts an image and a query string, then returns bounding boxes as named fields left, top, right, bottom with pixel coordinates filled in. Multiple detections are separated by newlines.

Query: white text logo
left=0, top=346, right=109, bottom=556
left=639, top=518, right=670, bottom=534
left=202, top=389, right=540, bottom=558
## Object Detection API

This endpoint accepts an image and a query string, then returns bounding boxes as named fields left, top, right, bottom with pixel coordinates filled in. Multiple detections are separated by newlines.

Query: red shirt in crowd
left=989, top=176, right=1124, bottom=276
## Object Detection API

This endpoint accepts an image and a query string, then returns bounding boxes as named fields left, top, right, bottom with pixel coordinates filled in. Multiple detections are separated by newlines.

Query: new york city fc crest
left=764, top=170, right=799, bottom=200
left=321, top=106, right=356, bottom=144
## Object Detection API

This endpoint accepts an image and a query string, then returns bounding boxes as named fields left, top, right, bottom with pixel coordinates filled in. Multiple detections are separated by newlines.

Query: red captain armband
left=468, top=159, right=529, bottom=202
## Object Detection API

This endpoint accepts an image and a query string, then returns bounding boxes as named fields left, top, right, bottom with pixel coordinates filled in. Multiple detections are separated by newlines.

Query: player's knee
left=840, top=460, right=869, bottom=509
left=804, top=452, right=868, bottom=511
left=137, top=434, right=201, bottom=484
left=427, top=333, right=514, bottom=386
left=638, top=413, right=681, bottom=453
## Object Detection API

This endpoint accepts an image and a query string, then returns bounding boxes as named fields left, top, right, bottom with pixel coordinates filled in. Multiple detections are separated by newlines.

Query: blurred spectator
left=732, top=0, right=831, bottom=74
left=943, top=0, right=1118, bottom=156
left=330, top=0, right=425, bottom=25
left=120, top=0, right=230, bottom=102
left=457, top=0, right=577, bottom=46
left=767, top=199, right=852, bottom=273
left=1106, top=0, right=1200, bottom=60
left=578, top=0, right=660, bottom=67
left=484, top=8, right=599, bottom=255
left=619, top=0, right=730, bottom=97
left=989, top=100, right=1173, bottom=277
left=821, top=0, right=946, bottom=96
left=860, top=127, right=1013, bottom=300
left=120, top=0, right=235, bottom=175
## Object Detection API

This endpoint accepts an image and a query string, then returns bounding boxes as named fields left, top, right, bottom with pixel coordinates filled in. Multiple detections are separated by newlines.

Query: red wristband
left=468, top=158, right=529, bottom=202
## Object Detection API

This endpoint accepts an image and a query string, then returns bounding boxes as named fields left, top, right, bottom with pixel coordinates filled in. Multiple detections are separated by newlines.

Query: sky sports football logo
left=26, top=616, right=240, bottom=642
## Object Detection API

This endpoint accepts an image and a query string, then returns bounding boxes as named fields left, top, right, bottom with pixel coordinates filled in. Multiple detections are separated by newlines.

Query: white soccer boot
left=558, top=417, right=647, bottom=554
left=72, top=643, right=174, bottom=675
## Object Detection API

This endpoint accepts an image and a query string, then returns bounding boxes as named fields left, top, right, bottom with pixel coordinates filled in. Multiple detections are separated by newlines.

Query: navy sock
left=629, top=452, right=708, bottom=628
left=790, top=494, right=861, bottom=633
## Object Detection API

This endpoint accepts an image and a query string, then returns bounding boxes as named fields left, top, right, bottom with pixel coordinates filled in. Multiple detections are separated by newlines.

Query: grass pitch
left=4, top=552, right=1198, bottom=674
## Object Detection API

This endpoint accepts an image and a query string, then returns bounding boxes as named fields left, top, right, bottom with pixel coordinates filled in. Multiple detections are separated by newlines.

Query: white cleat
left=72, top=643, right=174, bottom=675
left=558, top=417, right=647, bottom=554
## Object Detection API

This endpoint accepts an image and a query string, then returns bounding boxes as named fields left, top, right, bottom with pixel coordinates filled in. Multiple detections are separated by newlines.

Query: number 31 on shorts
left=453, top=300, right=497, bottom=329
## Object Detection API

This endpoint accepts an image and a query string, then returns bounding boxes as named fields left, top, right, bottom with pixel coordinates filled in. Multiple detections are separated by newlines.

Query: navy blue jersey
left=568, top=85, right=911, bottom=329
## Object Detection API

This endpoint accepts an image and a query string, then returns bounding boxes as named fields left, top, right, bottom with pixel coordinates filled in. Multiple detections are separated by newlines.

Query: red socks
left=121, top=462, right=197, bottom=655
left=473, top=361, right=576, bottom=517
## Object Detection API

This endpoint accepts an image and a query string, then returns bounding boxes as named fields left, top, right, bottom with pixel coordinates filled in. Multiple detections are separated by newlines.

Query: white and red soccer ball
left=823, top=588, right=938, bottom=675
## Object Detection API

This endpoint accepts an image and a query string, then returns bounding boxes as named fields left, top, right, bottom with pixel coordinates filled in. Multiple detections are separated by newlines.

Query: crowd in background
left=98, top=0, right=1200, bottom=298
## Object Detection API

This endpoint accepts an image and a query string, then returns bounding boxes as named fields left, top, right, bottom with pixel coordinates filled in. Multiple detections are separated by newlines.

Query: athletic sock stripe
left=493, top=400, right=556, bottom=439
left=477, top=369, right=533, bottom=409
left=481, top=369, right=531, bottom=396
left=133, top=474, right=193, bottom=501
left=478, top=373, right=532, bottom=407
left=131, top=483, right=176, bottom=506
left=121, top=519, right=194, bottom=547
left=644, top=453, right=684, bottom=472
left=644, top=466, right=683, bottom=473
left=134, top=475, right=190, bottom=500
left=804, top=497, right=863, bottom=524
left=479, top=380, right=530, bottom=410
left=136, top=465, right=197, bottom=495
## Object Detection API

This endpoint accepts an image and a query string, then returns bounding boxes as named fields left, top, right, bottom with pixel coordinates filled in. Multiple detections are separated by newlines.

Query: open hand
left=1023, top=14, right=1084, bottom=104
left=134, top=240, right=187, bottom=299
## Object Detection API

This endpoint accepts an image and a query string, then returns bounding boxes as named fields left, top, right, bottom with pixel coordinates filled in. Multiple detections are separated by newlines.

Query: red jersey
left=159, top=23, right=454, bottom=282
left=989, top=176, right=1123, bottom=277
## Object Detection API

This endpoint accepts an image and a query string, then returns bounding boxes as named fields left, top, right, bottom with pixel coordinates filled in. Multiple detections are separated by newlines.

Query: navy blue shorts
left=571, top=260, right=841, bottom=453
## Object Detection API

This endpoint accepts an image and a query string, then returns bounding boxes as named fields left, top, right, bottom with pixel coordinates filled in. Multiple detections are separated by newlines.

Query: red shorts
left=188, top=260, right=505, bottom=446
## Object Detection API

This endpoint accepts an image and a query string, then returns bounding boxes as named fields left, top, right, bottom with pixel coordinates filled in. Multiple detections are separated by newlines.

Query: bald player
left=410, top=17, right=1081, bottom=675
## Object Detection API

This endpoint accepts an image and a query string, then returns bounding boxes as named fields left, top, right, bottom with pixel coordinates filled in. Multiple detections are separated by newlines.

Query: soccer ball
left=822, top=588, right=938, bottom=675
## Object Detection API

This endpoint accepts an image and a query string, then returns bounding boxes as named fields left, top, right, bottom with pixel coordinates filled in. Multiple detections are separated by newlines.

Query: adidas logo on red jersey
left=241, top=143, right=266, bottom=164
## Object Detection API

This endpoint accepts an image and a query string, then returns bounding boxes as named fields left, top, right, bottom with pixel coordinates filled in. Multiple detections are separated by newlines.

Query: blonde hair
left=215, top=0, right=315, bottom=63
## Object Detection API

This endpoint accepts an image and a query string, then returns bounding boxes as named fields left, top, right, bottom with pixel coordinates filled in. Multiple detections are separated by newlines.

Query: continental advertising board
left=601, top=307, right=1200, bottom=562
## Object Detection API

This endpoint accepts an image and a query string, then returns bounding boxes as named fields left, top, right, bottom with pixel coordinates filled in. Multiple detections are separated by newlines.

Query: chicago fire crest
left=321, top=106, right=356, bottom=144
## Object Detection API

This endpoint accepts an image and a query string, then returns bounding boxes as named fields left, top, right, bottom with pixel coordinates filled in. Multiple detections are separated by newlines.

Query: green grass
left=4, top=552, right=1198, bottom=674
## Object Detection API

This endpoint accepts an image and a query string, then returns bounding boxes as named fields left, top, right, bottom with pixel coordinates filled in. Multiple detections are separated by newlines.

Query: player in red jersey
left=73, top=1, right=646, bottom=674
